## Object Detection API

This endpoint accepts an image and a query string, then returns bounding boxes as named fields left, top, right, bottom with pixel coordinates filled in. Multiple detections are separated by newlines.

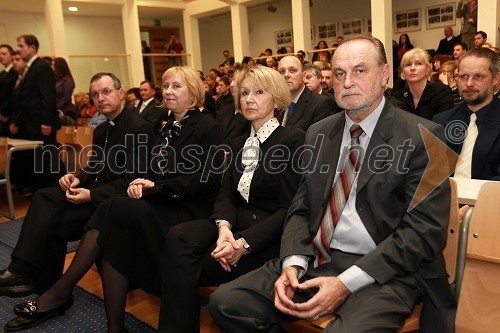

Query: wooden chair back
left=57, top=126, right=75, bottom=144
left=0, top=137, right=8, bottom=174
left=75, top=126, right=94, bottom=148
left=455, top=182, right=500, bottom=332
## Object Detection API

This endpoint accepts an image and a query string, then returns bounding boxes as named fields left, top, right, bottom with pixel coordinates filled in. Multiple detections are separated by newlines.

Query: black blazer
left=395, top=81, right=454, bottom=120
left=10, top=57, right=60, bottom=142
left=280, top=87, right=336, bottom=132
left=216, top=104, right=250, bottom=144
left=435, top=36, right=459, bottom=56
left=77, top=108, right=155, bottom=207
left=149, top=109, right=224, bottom=217
left=433, top=98, right=500, bottom=180
left=135, top=99, right=165, bottom=133
left=280, top=102, right=453, bottom=326
left=211, top=125, right=304, bottom=257
left=0, top=68, right=17, bottom=117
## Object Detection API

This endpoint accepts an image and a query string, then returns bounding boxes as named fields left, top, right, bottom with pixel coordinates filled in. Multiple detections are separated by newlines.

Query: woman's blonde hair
left=161, top=66, right=205, bottom=109
left=233, top=65, right=291, bottom=117
left=400, top=48, right=432, bottom=77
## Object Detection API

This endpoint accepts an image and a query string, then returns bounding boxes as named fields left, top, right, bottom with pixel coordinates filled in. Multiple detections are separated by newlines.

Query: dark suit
left=135, top=99, right=164, bottom=133
left=320, top=89, right=334, bottom=99
left=216, top=104, right=250, bottom=144
left=435, top=36, right=460, bottom=56
left=10, top=57, right=60, bottom=143
left=433, top=98, right=500, bottom=180
left=87, top=109, right=224, bottom=297
left=395, top=81, right=454, bottom=120
left=280, top=87, right=336, bottom=131
left=0, top=67, right=17, bottom=135
left=159, top=125, right=304, bottom=332
left=209, top=101, right=455, bottom=333
left=11, top=108, right=154, bottom=293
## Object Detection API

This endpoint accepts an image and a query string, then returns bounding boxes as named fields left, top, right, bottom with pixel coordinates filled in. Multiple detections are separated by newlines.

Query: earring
left=401, top=74, right=406, bottom=80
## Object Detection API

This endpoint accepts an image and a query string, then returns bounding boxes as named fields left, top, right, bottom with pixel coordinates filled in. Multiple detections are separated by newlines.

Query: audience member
left=164, top=32, right=183, bottom=66
left=72, top=92, right=85, bottom=117
left=456, top=0, right=478, bottom=50
left=141, top=40, right=152, bottom=80
left=125, top=87, right=140, bottom=111
left=214, top=76, right=234, bottom=111
left=241, top=56, right=255, bottom=66
left=160, top=65, right=304, bottom=332
left=0, top=72, right=154, bottom=319
left=196, top=70, right=205, bottom=81
left=265, top=57, right=277, bottom=69
left=433, top=47, right=499, bottom=181
left=209, top=33, right=455, bottom=333
left=320, top=67, right=334, bottom=95
left=52, top=57, right=76, bottom=119
left=222, top=50, right=235, bottom=66
left=313, top=51, right=331, bottom=69
left=303, top=63, right=333, bottom=99
left=311, top=40, right=330, bottom=63
left=296, top=50, right=308, bottom=64
left=0, top=44, right=17, bottom=136
left=397, top=33, right=414, bottom=62
left=395, top=48, right=454, bottom=120
left=135, top=80, right=164, bottom=132
left=432, top=54, right=452, bottom=82
left=6, top=66, right=223, bottom=332
left=435, top=26, right=459, bottom=56
left=79, top=93, right=97, bottom=118
left=453, top=42, right=468, bottom=60
left=278, top=55, right=336, bottom=129
left=336, top=35, right=344, bottom=46
left=216, top=67, right=250, bottom=144
left=441, top=60, right=462, bottom=105
left=9, top=34, right=61, bottom=193
left=473, top=31, right=487, bottom=48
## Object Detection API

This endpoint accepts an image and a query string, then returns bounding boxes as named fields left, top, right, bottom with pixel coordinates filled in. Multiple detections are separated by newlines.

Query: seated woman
left=158, top=65, right=305, bottom=332
left=6, top=66, right=224, bottom=332
left=394, top=48, right=454, bottom=120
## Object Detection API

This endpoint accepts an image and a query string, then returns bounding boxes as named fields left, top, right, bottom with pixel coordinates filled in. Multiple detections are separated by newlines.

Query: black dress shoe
left=5, top=296, right=73, bottom=331
left=0, top=269, right=33, bottom=297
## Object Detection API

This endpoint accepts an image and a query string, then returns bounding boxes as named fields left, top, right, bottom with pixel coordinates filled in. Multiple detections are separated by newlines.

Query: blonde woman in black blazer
left=159, top=65, right=305, bottom=333
left=395, top=48, right=454, bottom=120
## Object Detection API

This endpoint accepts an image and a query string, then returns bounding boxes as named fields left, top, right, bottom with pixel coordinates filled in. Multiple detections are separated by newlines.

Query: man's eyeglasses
left=90, top=88, right=118, bottom=100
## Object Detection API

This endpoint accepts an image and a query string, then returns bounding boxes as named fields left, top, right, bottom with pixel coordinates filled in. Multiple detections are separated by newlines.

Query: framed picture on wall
left=316, top=22, right=338, bottom=41
left=275, top=29, right=293, bottom=48
left=394, top=9, right=421, bottom=33
left=341, top=18, right=363, bottom=36
left=426, top=3, right=455, bottom=29
left=364, top=18, right=372, bottom=35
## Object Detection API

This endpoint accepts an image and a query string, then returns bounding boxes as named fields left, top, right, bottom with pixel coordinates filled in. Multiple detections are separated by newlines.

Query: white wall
left=392, top=0, right=462, bottom=50
left=199, top=14, right=233, bottom=74
left=0, top=11, right=51, bottom=54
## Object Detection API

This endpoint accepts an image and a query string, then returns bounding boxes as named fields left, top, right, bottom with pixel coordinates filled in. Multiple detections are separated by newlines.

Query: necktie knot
left=289, top=102, right=296, bottom=111
left=469, top=113, right=477, bottom=124
left=350, top=124, right=363, bottom=139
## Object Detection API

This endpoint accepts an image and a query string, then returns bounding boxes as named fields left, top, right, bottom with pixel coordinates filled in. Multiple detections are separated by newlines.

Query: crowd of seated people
left=0, top=28, right=499, bottom=333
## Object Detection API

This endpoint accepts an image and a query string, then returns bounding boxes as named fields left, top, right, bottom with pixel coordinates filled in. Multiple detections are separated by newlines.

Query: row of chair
left=283, top=179, right=500, bottom=333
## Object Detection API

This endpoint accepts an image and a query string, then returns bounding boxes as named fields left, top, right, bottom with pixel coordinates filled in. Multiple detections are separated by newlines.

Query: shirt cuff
left=282, top=255, right=309, bottom=279
left=215, top=219, right=232, bottom=229
left=338, top=265, right=375, bottom=293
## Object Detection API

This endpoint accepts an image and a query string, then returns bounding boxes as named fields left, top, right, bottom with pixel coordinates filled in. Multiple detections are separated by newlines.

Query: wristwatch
left=239, top=237, right=251, bottom=253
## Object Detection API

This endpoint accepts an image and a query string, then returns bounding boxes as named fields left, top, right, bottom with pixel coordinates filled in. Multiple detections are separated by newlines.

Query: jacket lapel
left=321, top=112, right=346, bottom=202
left=356, top=103, right=395, bottom=192
left=472, top=99, right=500, bottom=177
left=287, top=87, right=310, bottom=125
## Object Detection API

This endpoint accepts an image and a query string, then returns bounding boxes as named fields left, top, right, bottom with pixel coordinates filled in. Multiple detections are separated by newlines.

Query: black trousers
left=208, top=250, right=430, bottom=333
left=159, top=219, right=272, bottom=333
left=11, top=187, right=94, bottom=294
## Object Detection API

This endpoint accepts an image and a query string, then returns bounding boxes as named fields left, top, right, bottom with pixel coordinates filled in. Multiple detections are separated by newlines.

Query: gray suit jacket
left=280, top=101, right=454, bottom=330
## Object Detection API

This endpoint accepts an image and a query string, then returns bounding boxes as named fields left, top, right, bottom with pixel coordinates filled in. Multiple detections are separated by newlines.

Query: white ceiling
left=0, top=0, right=184, bottom=20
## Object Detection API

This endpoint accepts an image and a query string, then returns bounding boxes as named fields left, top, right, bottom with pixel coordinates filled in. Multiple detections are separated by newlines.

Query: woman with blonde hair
left=9, top=66, right=224, bottom=332
left=395, top=48, right=454, bottom=119
left=159, top=65, right=305, bottom=332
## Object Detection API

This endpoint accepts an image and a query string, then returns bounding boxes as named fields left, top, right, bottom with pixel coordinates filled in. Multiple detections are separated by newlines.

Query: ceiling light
left=267, top=4, right=277, bottom=13
left=68, top=6, right=79, bottom=12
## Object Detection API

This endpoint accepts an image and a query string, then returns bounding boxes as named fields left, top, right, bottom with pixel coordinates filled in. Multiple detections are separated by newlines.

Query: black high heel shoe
left=4, top=296, right=73, bottom=332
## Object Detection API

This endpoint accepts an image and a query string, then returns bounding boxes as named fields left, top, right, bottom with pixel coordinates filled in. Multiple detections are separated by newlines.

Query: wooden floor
left=0, top=190, right=221, bottom=332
